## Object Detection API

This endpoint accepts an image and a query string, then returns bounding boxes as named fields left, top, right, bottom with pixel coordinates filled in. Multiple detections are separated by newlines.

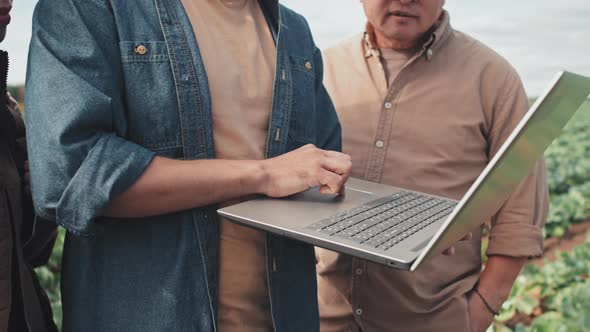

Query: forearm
left=477, top=255, right=526, bottom=309
left=104, top=156, right=266, bottom=218
left=104, top=143, right=352, bottom=219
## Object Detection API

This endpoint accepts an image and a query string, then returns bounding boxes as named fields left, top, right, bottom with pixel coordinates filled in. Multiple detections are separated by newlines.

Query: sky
left=5, top=0, right=590, bottom=96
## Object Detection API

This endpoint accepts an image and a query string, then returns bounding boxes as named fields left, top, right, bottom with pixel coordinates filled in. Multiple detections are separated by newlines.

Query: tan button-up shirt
left=316, top=12, right=549, bottom=332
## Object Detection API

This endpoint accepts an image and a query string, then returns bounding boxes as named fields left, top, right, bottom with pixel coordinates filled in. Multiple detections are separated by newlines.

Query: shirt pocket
left=120, top=41, right=170, bottom=64
left=287, top=54, right=316, bottom=144
left=118, top=41, right=183, bottom=158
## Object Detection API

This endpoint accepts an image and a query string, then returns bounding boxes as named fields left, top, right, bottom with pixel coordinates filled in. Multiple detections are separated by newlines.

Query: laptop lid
left=411, top=71, right=590, bottom=271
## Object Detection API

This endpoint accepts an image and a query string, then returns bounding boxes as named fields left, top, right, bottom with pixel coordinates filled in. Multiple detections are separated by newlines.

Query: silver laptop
left=218, top=71, right=590, bottom=271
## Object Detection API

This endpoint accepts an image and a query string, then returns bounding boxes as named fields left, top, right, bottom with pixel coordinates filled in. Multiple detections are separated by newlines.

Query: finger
left=318, top=169, right=345, bottom=194
left=461, top=232, right=473, bottom=241
left=321, top=154, right=352, bottom=176
left=442, top=246, right=455, bottom=256
left=319, top=184, right=333, bottom=195
left=299, top=143, right=317, bottom=151
left=338, top=184, right=346, bottom=196
left=323, top=151, right=352, bottom=169
left=324, top=150, right=351, bottom=161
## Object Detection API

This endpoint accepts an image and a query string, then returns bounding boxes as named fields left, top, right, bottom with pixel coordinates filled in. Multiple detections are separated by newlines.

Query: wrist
left=478, top=256, right=526, bottom=310
left=254, top=159, right=271, bottom=195
left=473, top=287, right=500, bottom=316
left=474, top=281, right=506, bottom=314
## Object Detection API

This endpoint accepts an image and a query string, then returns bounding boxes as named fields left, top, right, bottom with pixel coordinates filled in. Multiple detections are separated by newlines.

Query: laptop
left=218, top=71, right=590, bottom=271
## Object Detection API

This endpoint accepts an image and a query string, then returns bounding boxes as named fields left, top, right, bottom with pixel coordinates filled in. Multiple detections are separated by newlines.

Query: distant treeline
left=8, top=85, right=25, bottom=103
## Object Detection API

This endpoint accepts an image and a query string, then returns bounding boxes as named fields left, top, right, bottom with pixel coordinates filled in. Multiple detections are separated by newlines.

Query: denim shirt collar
left=259, top=0, right=280, bottom=35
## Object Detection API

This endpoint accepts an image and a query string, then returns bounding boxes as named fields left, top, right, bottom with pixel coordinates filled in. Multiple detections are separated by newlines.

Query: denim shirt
left=25, top=0, right=341, bottom=331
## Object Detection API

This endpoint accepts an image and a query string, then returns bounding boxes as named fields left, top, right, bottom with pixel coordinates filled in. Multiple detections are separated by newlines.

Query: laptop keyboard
left=307, top=191, right=457, bottom=250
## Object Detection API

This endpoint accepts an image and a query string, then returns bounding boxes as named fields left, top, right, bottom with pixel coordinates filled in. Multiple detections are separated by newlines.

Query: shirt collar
left=363, top=10, right=452, bottom=61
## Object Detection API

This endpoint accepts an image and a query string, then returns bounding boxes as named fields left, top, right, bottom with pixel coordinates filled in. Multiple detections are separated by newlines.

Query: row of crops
left=31, top=100, right=590, bottom=330
left=544, top=103, right=590, bottom=238
left=491, top=236, right=590, bottom=332
left=490, top=101, right=590, bottom=331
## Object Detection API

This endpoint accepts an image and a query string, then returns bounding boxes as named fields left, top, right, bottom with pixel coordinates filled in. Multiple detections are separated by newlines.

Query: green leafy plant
left=493, top=236, right=590, bottom=331
left=35, top=227, right=65, bottom=330
left=543, top=102, right=590, bottom=238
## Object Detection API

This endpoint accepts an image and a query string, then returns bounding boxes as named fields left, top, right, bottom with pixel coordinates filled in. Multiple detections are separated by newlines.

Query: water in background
left=7, top=0, right=590, bottom=96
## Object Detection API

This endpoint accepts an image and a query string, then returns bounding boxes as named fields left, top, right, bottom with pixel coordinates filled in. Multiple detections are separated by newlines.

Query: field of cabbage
left=543, top=102, right=590, bottom=239
left=490, top=236, right=590, bottom=332
left=489, top=100, right=590, bottom=331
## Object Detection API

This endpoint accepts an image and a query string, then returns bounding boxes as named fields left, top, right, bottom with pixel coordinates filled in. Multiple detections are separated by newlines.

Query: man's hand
left=467, top=290, right=495, bottom=332
left=467, top=255, right=526, bottom=332
left=442, top=232, right=473, bottom=255
left=260, top=144, right=352, bottom=197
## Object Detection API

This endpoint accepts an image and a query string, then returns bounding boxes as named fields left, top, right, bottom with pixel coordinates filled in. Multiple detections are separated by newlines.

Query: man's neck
left=375, top=35, right=418, bottom=51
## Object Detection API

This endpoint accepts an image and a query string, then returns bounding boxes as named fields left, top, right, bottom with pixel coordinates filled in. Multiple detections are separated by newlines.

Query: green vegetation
left=490, top=235, right=590, bottom=332
left=544, top=103, right=590, bottom=238
left=488, top=100, right=590, bottom=331
left=7, top=85, right=21, bottom=99
left=7, top=85, right=24, bottom=110
left=36, top=228, right=65, bottom=329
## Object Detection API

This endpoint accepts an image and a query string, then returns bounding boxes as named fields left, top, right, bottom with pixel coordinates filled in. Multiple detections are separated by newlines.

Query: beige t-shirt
left=180, top=0, right=276, bottom=330
left=379, top=48, right=413, bottom=87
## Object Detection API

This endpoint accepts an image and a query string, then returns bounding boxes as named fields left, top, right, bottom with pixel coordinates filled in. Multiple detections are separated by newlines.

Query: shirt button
left=355, top=268, right=363, bottom=275
left=135, top=45, right=148, bottom=55
left=384, top=102, right=393, bottom=109
left=375, top=140, right=384, bottom=148
left=305, top=61, right=313, bottom=70
left=355, top=308, right=363, bottom=316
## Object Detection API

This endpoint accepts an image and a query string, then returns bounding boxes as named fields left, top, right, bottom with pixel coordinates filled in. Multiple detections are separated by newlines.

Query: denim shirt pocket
left=119, top=41, right=183, bottom=159
left=287, top=54, right=316, bottom=146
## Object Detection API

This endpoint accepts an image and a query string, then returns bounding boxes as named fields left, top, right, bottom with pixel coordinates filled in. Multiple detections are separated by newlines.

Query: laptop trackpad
left=412, top=237, right=432, bottom=252
left=217, top=185, right=379, bottom=231
left=288, top=186, right=374, bottom=206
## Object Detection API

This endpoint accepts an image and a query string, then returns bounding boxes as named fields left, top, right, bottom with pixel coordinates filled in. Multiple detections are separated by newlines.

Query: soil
left=530, top=218, right=590, bottom=266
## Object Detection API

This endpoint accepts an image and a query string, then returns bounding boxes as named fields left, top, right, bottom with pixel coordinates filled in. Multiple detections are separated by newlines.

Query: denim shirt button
left=134, top=45, right=148, bottom=55
left=304, top=61, right=312, bottom=70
